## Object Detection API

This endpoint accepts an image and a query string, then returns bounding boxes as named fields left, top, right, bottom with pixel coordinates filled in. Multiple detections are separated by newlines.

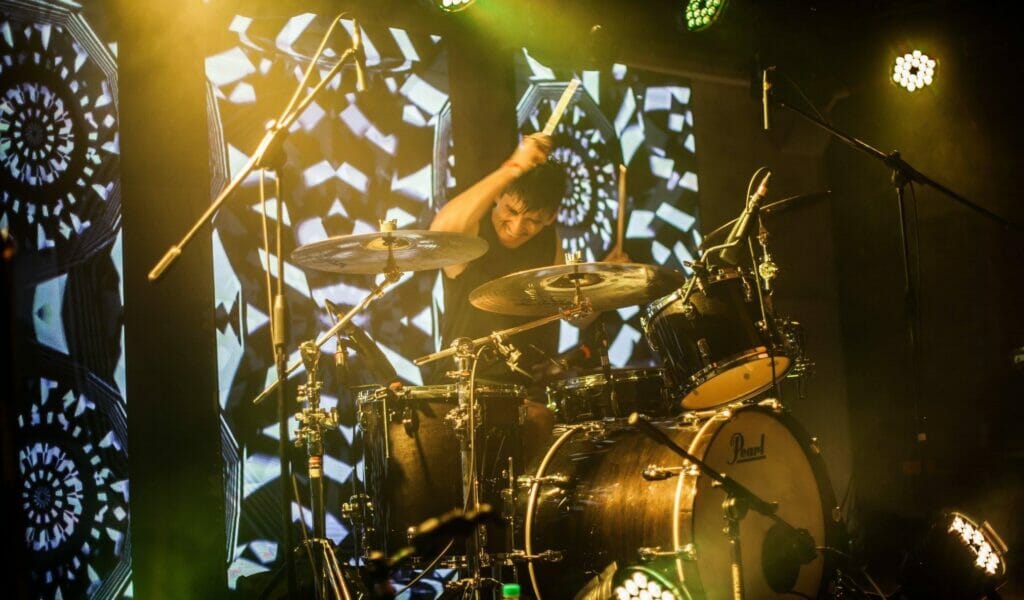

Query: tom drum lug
left=641, top=464, right=684, bottom=481
left=638, top=544, right=697, bottom=562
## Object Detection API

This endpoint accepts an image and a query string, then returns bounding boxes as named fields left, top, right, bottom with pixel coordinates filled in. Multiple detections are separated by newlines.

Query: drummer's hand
left=603, top=244, right=632, bottom=264
left=507, top=133, right=552, bottom=172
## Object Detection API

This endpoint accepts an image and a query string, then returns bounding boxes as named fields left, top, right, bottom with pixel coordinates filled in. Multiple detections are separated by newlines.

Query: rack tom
left=545, top=368, right=676, bottom=423
left=642, top=268, right=791, bottom=409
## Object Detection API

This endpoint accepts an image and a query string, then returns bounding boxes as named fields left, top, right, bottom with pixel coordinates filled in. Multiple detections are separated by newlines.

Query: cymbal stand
left=251, top=226, right=404, bottom=406
left=294, top=341, right=351, bottom=600
left=414, top=301, right=593, bottom=598
left=145, top=14, right=364, bottom=597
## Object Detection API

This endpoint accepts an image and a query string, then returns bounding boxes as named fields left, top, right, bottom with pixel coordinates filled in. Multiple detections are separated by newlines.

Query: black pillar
left=117, top=1, right=227, bottom=597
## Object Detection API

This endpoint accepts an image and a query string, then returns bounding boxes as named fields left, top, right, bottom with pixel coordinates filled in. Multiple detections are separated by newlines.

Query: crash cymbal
left=469, top=262, right=686, bottom=317
left=291, top=230, right=488, bottom=274
left=700, top=190, right=831, bottom=249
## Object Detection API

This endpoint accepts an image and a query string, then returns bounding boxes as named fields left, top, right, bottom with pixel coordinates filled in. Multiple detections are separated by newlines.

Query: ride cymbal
left=469, top=261, right=686, bottom=316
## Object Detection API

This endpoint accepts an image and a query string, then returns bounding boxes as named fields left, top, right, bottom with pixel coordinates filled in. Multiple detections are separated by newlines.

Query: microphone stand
left=145, top=13, right=362, bottom=598
left=627, top=413, right=817, bottom=600
left=769, top=71, right=1023, bottom=512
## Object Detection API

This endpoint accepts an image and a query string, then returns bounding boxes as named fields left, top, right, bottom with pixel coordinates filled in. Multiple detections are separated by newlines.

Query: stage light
left=612, top=566, right=681, bottom=600
left=892, top=50, right=936, bottom=92
left=436, top=0, right=476, bottom=12
left=901, top=511, right=1009, bottom=599
left=684, top=0, right=728, bottom=32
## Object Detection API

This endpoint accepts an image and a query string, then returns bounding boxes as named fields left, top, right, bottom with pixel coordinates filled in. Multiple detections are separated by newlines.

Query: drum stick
left=542, top=78, right=581, bottom=136
left=616, top=164, right=627, bottom=251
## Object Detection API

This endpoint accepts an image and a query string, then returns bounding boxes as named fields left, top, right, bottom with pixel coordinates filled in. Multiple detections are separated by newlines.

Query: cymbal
left=291, top=230, right=488, bottom=274
left=700, top=190, right=831, bottom=249
left=469, top=262, right=686, bottom=317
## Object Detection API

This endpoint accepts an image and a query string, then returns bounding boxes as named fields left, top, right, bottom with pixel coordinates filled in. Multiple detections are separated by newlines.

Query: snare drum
left=642, top=268, right=791, bottom=409
left=519, top=402, right=837, bottom=599
left=356, top=383, right=525, bottom=555
left=545, top=368, right=676, bottom=422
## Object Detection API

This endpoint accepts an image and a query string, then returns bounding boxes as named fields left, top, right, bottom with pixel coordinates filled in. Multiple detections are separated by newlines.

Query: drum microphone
left=325, top=299, right=399, bottom=383
left=408, top=504, right=498, bottom=554
left=719, top=171, right=772, bottom=266
left=762, top=66, right=774, bottom=131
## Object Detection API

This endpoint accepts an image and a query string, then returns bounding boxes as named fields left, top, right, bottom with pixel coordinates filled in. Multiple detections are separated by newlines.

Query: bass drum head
left=677, top=405, right=834, bottom=598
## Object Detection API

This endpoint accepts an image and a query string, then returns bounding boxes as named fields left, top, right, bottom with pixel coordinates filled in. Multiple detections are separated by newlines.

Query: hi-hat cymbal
left=291, top=230, right=488, bottom=274
left=469, top=262, right=686, bottom=317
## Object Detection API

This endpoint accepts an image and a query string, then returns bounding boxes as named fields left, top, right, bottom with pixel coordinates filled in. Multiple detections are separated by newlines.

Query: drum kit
left=252, top=179, right=840, bottom=599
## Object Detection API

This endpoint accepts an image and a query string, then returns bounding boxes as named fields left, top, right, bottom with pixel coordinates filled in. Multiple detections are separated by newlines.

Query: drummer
left=428, top=133, right=628, bottom=435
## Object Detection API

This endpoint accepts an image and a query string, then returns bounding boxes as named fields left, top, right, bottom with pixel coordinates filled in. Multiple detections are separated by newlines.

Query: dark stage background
left=3, top=0, right=1023, bottom=598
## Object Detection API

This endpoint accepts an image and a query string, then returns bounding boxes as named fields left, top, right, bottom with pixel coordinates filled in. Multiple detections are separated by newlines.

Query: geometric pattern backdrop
left=204, top=10, right=700, bottom=593
left=203, top=10, right=456, bottom=588
left=1, top=0, right=130, bottom=597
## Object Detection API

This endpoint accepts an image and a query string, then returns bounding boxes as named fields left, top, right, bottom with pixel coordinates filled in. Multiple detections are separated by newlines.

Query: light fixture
left=684, top=0, right=728, bottom=32
left=892, top=50, right=937, bottom=92
left=436, top=0, right=476, bottom=13
left=901, top=511, right=1009, bottom=599
left=612, top=566, right=683, bottom=600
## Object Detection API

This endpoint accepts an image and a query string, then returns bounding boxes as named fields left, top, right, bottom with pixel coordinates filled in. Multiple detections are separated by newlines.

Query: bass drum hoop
left=522, top=406, right=837, bottom=600
left=672, top=404, right=838, bottom=597
left=523, top=423, right=592, bottom=600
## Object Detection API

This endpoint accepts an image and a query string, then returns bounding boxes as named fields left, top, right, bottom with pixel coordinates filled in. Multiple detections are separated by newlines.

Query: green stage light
left=892, top=50, right=937, bottom=92
left=437, top=0, right=476, bottom=12
left=612, top=566, right=682, bottom=600
left=684, top=0, right=727, bottom=31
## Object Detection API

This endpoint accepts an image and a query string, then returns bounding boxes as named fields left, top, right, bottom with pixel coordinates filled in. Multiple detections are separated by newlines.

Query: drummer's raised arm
left=430, top=133, right=551, bottom=278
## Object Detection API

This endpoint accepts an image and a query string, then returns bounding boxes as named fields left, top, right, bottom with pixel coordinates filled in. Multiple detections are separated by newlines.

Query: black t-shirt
left=435, top=210, right=559, bottom=384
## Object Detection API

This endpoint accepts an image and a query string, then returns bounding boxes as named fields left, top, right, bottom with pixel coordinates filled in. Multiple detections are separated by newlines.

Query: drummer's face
left=492, top=194, right=556, bottom=249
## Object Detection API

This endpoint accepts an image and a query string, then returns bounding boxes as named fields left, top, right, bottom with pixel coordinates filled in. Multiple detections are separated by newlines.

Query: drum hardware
left=516, top=474, right=572, bottom=487
left=641, top=464, right=684, bottom=481
left=292, top=340, right=354, bottom=599
left=637, top=544, right=697, bottom=562
left=628, top=412, right=818, bottom=600
left=489, top=550, right=565, bottom=563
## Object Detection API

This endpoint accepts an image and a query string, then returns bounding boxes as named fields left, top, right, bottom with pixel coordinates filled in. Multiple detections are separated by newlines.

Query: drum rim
left=677, top=349, right=792, bottom=409
left=545, top=367, right=665, bottom=390
left=356, top=382, right=528, bottom=404
left=672, top=403, right=839, bottom=596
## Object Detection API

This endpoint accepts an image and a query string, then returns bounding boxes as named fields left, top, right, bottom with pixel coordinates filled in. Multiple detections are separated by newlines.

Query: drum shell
left=357, top=383, right=525, bottom=555
left=545, top=368, right=678, bottom=422
left=642, top=270, right=790, bottom=409
left=520, top=404, right=837, bottom=599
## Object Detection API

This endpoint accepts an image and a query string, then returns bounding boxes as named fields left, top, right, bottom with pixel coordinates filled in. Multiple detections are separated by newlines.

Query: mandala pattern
left=514, top=51, right=701, bottom=366
left=17, top=364, right=130, bottom=599
left=0, top=14, right=120, bottom=256
left=4, top=3, right=129, bottom=598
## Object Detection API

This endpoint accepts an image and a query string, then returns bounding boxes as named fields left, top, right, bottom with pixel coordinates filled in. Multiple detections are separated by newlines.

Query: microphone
left=407, top=504, right=498, bottom=554
left=719, top=171, right=771, bottom=266
left=325, top=299, right=399, bottom=383
left=762, top=67, right=774, bottom=131
left=323, top=300, right=349, bottom=386
left=351, top=19, right=367, bottom=92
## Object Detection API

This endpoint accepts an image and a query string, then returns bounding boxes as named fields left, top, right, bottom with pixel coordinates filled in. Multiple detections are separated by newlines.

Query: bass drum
left=519, top=403, right=837, bottom=599
left=357, top=383, right=525, bottom=556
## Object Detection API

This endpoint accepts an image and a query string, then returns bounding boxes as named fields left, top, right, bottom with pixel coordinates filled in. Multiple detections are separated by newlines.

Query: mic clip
left=491, top=334, right=535, bottom=381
